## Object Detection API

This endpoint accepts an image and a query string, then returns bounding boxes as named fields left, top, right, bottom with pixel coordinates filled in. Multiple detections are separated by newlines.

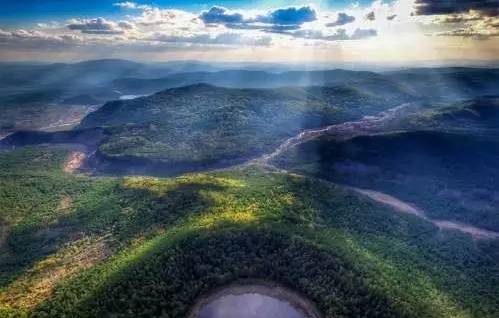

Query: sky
left=0, top=0, right=498, bottom=64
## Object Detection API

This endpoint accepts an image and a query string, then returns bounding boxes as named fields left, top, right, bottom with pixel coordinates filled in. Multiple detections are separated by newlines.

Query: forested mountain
left=2, top=60, right=497, bottom=108
left=2, top=62, right=497, bottom=140
left=0, top=59, right=170, bottom=89
left=385, top=68, right=499, bottom=100
left=403, top=96, right=499, bottom=131
left=274, top=129, right=499, bottom=232
left=1, top=62, right=499, bottom=318
left=112, top=67, right=499, bottom=100
left=74, top=83, right=411, bottom=168
left=112, top=69, right=385, bottom=92
left=0, top=147, right=497, bottom=318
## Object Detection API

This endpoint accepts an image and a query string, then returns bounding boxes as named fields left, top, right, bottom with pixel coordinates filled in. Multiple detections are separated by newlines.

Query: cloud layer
left=414, top=0, right=499, bottom=16
left=0, top=0, right=497, bottom=61
left=415, top=0, right=499, bottom=38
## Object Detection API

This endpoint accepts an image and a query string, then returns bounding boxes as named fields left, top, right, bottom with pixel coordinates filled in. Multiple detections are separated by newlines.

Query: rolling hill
left=0, top=146, right=497, bottom=318
left=1, top=64, right=499, bottom=318
left=385, top=68, right=499, bottom=101
left=274, top=129, right=499, bottom=232
left=403, top=96, right=499, bottom=132
left=75, top=83, right=413, bottom=170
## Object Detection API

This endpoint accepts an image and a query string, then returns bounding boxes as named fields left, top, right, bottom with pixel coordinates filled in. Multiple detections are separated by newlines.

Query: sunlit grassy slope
left=0, top=147, right=498, bottom=318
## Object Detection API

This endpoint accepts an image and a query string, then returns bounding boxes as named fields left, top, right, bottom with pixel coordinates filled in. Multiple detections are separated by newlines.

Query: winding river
left=251, top=102, right=419, bottom=165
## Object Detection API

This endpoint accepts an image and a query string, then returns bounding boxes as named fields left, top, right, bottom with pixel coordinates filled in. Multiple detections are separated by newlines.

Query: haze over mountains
left=1, top=59, right=498, bottom=141
left=1, top=59, right=498, bottom=106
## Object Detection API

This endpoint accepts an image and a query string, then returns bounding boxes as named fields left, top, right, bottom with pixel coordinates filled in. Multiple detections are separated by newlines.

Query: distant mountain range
left=1, top=59, right=498, bottom=107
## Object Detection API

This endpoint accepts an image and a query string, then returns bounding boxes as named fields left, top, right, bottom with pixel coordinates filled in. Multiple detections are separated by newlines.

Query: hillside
left=403, top=96, right=499, bottom=131
left=274, top=130, right=499, bottom=232
left=112, top=69, right=393, bottom=92
left=385, top=68, right=499, bottom=101
left=113, top=67, right=499, bottom=101
left=0, top=146, right=497, bottom=318
left=1, top=64, right=498, bottom=318
left=75, top=83, right=412, bottom=168
left=3, top=64, right=497, bottom=139
left=2, top=63, right=496, bottom=109
left=0, top=59, right=171, bottom=90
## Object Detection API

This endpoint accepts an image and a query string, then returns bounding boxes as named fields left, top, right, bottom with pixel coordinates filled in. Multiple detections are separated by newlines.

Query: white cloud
left=1, top=0, right=496, bottom=61
left=113, top=2, right=151, bottom=10
left=283, top=27, right=377, bottom=41
left=149, top=32, right=272, bottom=46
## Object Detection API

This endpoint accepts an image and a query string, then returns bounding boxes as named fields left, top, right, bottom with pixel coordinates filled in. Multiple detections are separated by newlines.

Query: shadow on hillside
left=0, top=179, right=228, bottom=288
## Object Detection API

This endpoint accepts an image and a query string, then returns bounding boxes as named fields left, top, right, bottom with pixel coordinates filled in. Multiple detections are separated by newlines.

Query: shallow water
left=119, top=94, right=146, bottom=100
left=198, top=292, right=307, bottom=318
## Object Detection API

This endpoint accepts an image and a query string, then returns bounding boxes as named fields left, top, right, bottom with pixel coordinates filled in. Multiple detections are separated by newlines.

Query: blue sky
left=0, top=0, right=376, bottom=25
left=0, top=0, right=497, bottom=62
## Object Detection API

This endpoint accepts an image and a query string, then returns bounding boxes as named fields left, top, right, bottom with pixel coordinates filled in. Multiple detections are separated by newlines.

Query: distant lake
left=119, top=94, right=146, bottom=100
left=192, top=284, right=320, bottom=318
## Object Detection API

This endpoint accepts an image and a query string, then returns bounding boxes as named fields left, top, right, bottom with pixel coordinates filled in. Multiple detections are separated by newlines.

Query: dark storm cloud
left=326, top=12, right=356, bottom=27
left=414, top=0, right=499, bottom=16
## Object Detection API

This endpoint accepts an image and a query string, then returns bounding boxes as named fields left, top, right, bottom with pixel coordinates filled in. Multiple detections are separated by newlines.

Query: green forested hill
left=1, top=146, right=498, bottom=318
left=1, top=69, right=498, bottom=318
left=77, top=84, right=411, bottom=165
left=274, top=130, right=499, bottom=232
left=403, top=96, right=499, bottom=131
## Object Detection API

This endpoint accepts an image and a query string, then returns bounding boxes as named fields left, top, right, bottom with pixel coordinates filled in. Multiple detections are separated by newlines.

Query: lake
left=192, top=284, right=320, bottom=318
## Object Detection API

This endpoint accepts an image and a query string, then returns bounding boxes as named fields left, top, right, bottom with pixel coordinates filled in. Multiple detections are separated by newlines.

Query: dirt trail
left=0, top=132, right=12, bottom=141
left=350, top=187, right=499, bottom=240
left=351, top=188, right=426, bottom=218
left=7, top=100, right=496, bottom=241
left=239, top=101, right=499, bottom=241
left=433, top=221, right=499, bottom=240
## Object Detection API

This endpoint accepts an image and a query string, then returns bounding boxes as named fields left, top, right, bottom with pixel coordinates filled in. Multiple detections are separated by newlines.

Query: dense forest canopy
left=0, top=61, right=498, bottom=318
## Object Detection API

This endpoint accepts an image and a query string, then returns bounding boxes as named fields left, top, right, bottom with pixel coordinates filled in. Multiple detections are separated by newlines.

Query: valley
left=3, top=0, right=499, bottom=315
left=0, top=63, right=498, bottom=318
